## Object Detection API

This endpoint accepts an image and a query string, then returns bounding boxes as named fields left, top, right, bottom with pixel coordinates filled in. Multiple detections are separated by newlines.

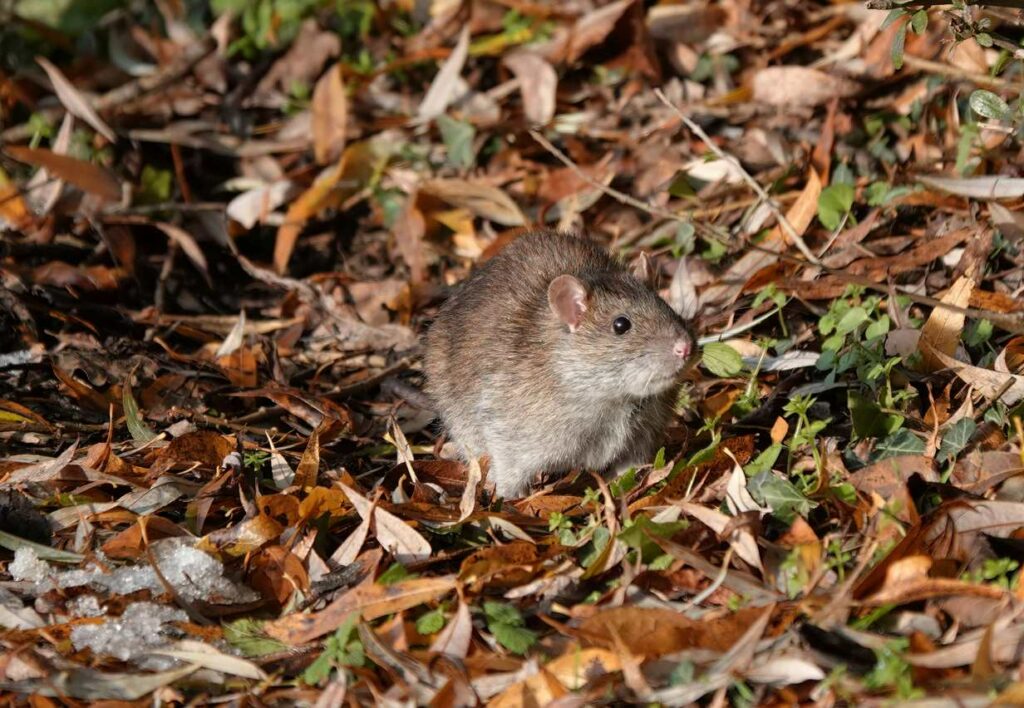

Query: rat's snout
left=672, top=337, right=693, bottom=362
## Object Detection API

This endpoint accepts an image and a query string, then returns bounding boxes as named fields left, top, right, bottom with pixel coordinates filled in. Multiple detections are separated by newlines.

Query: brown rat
left=424, top=230, right=697, bottom=498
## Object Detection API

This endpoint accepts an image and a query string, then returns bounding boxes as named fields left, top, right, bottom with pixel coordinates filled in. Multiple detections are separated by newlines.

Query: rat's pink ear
left=548, top=274, right=588, bottom=332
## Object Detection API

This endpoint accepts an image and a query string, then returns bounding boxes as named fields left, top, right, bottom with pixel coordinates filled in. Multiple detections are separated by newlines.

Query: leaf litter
left=3, top=0, right=1024, bottom=705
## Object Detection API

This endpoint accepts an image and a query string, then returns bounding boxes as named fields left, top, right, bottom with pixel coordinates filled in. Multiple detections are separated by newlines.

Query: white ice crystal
left=9, top=539, right=257, bottom=604
left=70, top=601, right=187, bottom=666
left=9, top=548, right=49, bottom=582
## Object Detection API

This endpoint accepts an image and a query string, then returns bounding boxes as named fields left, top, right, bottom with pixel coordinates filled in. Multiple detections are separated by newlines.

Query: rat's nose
left=673, top=337, right=692, bottom=360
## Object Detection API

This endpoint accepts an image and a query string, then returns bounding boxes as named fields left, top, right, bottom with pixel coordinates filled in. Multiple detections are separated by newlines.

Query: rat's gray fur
left=424, top=230, right=696, bottom=498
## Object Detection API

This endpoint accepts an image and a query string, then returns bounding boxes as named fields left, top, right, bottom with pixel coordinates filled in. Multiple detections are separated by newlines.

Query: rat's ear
left=548, top=275, right=588, bottom=332
left=630, top=251, right=655, bottom=288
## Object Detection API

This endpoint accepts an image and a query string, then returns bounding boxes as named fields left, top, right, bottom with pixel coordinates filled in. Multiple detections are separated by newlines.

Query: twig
left=653, top=87, right=822, bottom=266
left=903, top=55, right=1016, bottom=90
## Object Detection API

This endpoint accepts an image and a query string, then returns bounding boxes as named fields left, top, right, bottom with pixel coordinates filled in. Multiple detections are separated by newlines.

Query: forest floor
left=3, top=0, right=1024, bottom=705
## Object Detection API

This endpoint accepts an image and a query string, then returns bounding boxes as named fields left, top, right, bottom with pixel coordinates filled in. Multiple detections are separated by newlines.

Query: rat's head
left=547, top=271, right=697, bottom=399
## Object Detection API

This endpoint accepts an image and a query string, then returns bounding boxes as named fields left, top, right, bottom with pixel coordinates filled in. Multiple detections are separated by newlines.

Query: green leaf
left=617, top=516, right=687, bottom=551
left=849, top=391, right=899, bottom=439
left=976, top=33, right=993, bottom=48
left=437, top=114, right=477, bottom=169
left=969, top=90, right=1011, bottom=121
left=938, top=418, right=977, bottom=462
left=744, top=444, right=782, bottom=476
left=875, top=429, right=925, bottom=460
left=123, top=383, right=157, bottom=444
left=702, top=342, right=743, bottom=377
left=223, top=618, right=287, bottom=657
left=748, top=472, right=815, bottom=523
left=492, top=623, right=537, bottom=655
left=891, top=22, right=907, bottom=71
left=836, top=307, right=869, bottom=335
left=580, top=526, right=610, bottom=569
left=667, top=171, right=697, bottom=198
left=483, top=601, right=524, bottom=627
left=880, top=8, right=908, bottom=30
left=377, top=563, right=413, bottom=585
left=817, top=183, right=855, bottom=231
left=865, top=315, right=890, bottom=341
left=910, top=9, right=928, bottom=35
left=415, top=607, right=446, bottom=635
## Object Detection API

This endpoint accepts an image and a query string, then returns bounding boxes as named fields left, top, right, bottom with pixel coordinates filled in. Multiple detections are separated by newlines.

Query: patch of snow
left=10, top=539, right=257, bottom=604
left=67, top=594, right=104, bottom=617
left=71, top=601, right=187, bottom=668
left=9, top=548, right=49, bottom=582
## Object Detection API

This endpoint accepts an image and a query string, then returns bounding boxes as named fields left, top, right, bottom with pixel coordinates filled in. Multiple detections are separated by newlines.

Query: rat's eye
left=612, top=316, right=632, bottom=335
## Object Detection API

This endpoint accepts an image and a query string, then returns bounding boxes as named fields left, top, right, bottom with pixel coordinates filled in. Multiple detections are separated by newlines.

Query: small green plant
left=244, top=450, right=270, bottom=474
left=964, top=557, right=1019, bottom=590
left=483, top=601, right=536, bottom=655
left=864, top=637, right=920, bottom=699
left=302, top=612, right=365, bottom=686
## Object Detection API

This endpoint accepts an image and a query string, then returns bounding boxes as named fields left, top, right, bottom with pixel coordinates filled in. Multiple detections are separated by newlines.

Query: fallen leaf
left=5, top=146, right=121, bottom=201
left=417, top=27, right=470, bottom=122
left=919, top=275, right=975, bottom=372
left=312, top=62, right=347, bottom=165
left=751, top=66, right=860, bottom=108
left=503, top=51, right=557, bottom=125
left=37, top=56, right=116, bottom=142
left=265, top=575, right=457, bottom=644
left=421, top=179, right=525, bottom=226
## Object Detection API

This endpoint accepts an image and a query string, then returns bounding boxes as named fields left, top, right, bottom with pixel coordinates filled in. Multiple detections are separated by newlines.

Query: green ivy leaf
left=702, top=342, right=743, bottom=377
left=938, top=418, right=977, bottom=462
left=875, top=429, right=925, bottom=460
left=748, top=471, right=816, bottom=523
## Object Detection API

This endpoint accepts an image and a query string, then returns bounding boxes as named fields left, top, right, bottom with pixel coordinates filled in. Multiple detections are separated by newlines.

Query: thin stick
left=653, top=87, right=822, bottom=266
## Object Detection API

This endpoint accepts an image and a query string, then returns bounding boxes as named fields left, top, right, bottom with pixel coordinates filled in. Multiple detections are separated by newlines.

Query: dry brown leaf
left=919, top=275, right=975, bottom=373
left=430, top=599, right=473, bottom=659
left=502, top=51, right=557, bottom=125
left=565, top=0, right=634, bottom=63
left=577, top=606, right=771, bottom=657
left=921, top=345, right=1024, bottom=406
left=751, top=66, right=860, bottom=108
left=420, top=179, right=525, bottom=226
left=36, top=56, right=116, bottom=142
left=394, top=193, right=427, bottom=283
left=294, top=427, right=320, bottom=488
left=5, top=146, right=121, bottom=202
left=862, top=555, right=1006, bottom=607
left=312, top=62, right=347, bottom=165
left=265, top=574, right=457, bottom=644
left=153, top=222, right=211, bottom=284
left=417, top=26, right=470, bottom=122
left=341, top=482, right=431, bottom=564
